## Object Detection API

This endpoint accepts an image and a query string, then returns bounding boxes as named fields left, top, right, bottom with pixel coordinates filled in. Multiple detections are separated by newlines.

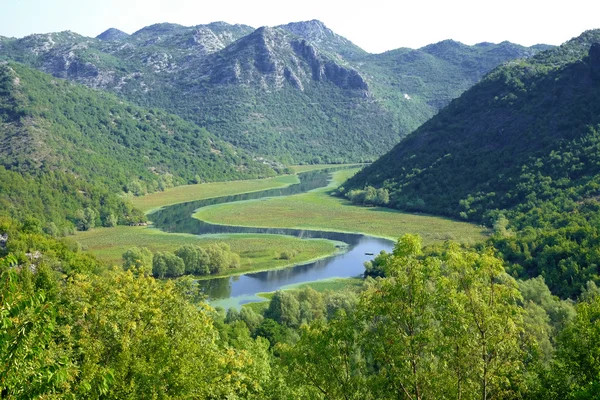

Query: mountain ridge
left=0, top=19, right=549, bottom=163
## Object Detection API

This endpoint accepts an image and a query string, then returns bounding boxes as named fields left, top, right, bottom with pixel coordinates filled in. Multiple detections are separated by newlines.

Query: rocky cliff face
left=207, top=27, right=368, bottom=91
left=280, top=20, right=366, bottom=60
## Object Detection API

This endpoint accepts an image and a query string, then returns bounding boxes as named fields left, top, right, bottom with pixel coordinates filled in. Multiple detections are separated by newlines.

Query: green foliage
left=345, top=186, right=390, bottom=206
left=0, top=62, right=278, bottom=232
left=280, top=235, right=529, bottom=399
left=265, top=291, right=301, bottom=328
left=152, top=251, right=185, bottom=278
left=345, top=30, right=600, bottom=298
left=122, top=246, right=153, bottom=274
left=0, top=219, right=278, bottom=398
left=3, top=222, right=600, bottom=398
left=148, top=243, right=242, bottom=278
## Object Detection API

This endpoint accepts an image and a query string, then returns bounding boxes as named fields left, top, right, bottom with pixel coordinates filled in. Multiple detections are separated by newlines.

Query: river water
left=149, top=169, right=394, bottom=308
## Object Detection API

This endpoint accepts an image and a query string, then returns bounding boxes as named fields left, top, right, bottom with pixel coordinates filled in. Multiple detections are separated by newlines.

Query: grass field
left=194, top=169, right=487, bottom=245
left=132, top=165, right=364, bottom=213
left=131, top=175, right=300, bottom=213
left=75, top=226, right=340, bottom=278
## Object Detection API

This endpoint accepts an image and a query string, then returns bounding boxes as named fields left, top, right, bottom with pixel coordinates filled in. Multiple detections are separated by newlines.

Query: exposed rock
left=291, top=39, right=368, bottom=90
left=0, top=233, right=7, bottom=248
left=281, top=20, right=331, bottom=44
left=291, top=39, right=324, bottom=80
left=324, top=62, right=368, bottom=90
left=280, top=20, right=366, bottom=60
left=284, top=67, right=304, bottom=90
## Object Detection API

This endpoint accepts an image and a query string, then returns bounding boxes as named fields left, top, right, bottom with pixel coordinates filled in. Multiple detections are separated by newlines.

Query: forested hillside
left=344, top=30, right=600, bottom=297
left=0, top=20, right=547, bottom=163
left=0, top=62, right=277, bottom=233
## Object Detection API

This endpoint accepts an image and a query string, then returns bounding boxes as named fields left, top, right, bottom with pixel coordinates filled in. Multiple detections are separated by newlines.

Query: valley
left=78, top=167, right=485, bottom=308
left=2, top=10, right=600, bottom=398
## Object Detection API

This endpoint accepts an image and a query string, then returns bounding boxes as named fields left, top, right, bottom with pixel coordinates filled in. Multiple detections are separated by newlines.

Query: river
left=149, top=168, right=394, bottom=308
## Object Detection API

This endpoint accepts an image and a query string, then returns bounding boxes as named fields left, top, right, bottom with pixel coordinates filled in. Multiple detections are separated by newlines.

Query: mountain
left=0, top=62, right=277, bottom=232
left=343, top=30, right=600, bottom=297
left=96, top=28, right=130, bottom=41
left=0, top=20, right=548, bottom=163
left=278, top=19, right=367, bottom=60
left=344, top=30, right=600, bottom=219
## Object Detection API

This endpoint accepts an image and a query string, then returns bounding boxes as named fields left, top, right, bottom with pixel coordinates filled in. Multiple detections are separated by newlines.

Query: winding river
left=149, top=168, right=394, bottom=308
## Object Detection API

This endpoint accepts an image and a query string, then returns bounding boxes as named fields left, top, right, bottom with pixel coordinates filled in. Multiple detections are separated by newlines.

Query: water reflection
left=149, top=168, right=394, bottom=307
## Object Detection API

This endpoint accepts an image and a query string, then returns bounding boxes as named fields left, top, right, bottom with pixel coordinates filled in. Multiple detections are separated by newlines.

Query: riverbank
left=131, top=164, right=362, bottom=214
left=194, top=169, right=487, bottom=245
left=75, top=226, right=340, bottom=279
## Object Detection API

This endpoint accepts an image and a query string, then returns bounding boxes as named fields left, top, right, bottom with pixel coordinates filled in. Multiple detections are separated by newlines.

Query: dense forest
left=344, top=30, right=600, bottom=298
left=0, top=62, right=279, bottom=233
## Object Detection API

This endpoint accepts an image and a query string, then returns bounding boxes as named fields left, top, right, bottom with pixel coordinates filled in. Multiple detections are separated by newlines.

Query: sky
left=1, top=0, right=599, bottom=53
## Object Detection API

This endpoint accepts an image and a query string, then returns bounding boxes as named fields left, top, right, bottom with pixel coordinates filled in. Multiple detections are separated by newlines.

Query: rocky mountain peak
left=96, top=28, right=130, bottom=41
left=279, top=20, right=366, bottom=60
left=131, top=23, right=186, bottom=39
left=280, top=20, right=332, bottom=43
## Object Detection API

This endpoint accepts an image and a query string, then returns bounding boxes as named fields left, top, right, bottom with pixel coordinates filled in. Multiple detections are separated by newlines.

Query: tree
left=442, top=242, right=526, bottom=400
left=280, top=313, right=369, bottom=400
left=76, top=207, right=97, bottom=231
left=551, top=294, right=600, bottom=398
left=265, top=291, right=301, bottom=328
left=360, top=234, right=441, bottom=400
left=175, top=245, right=210, bottom=275
left=122, top=247, right=153, bottom=275
left=0, top=255, right=74, bottom=398
left=103, top=213, right=118, bottom=227
left=152, top=251, right=185, bottom=278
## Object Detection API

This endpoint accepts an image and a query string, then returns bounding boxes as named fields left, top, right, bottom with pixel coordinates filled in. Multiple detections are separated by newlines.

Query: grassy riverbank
left=131, top=175, right=300, bottom=213
left=194, top=169, right=487, bottom=245
left=75, top=226, right=340, bottom=278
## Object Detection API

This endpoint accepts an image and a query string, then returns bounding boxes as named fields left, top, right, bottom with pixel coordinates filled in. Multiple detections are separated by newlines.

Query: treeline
left=122, top=243, right=241, bottom=278
left=337, top=185, right=390, bottom=206
left=2, top=227, right=599, bottom=399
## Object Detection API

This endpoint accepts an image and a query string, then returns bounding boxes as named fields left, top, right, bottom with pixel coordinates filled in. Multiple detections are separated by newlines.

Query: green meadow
left=194, top=169, right=487, bottom=245
left=131, top=175, right=300, bottom=213
left=75, top=226, right=340, bottom=278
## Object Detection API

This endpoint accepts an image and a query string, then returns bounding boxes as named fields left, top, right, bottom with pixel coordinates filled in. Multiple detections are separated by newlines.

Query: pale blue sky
left=1, top=0, right=598, bottom=53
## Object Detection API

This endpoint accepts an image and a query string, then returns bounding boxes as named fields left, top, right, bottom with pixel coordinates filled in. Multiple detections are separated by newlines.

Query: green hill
left=344, top=30, right=600, bottom=297
left=0, top=21, right=546, bottom=163
left=0, top=62, right=277, bottom=232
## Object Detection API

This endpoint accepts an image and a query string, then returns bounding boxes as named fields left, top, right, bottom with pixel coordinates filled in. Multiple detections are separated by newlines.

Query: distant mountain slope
left=345, top=29, right=600, bottom=220
left=0, top=20, right=548, bottom=163
left=344, top=30, right=600, bottom=298
left=0, top=62, right=277, bottom=231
